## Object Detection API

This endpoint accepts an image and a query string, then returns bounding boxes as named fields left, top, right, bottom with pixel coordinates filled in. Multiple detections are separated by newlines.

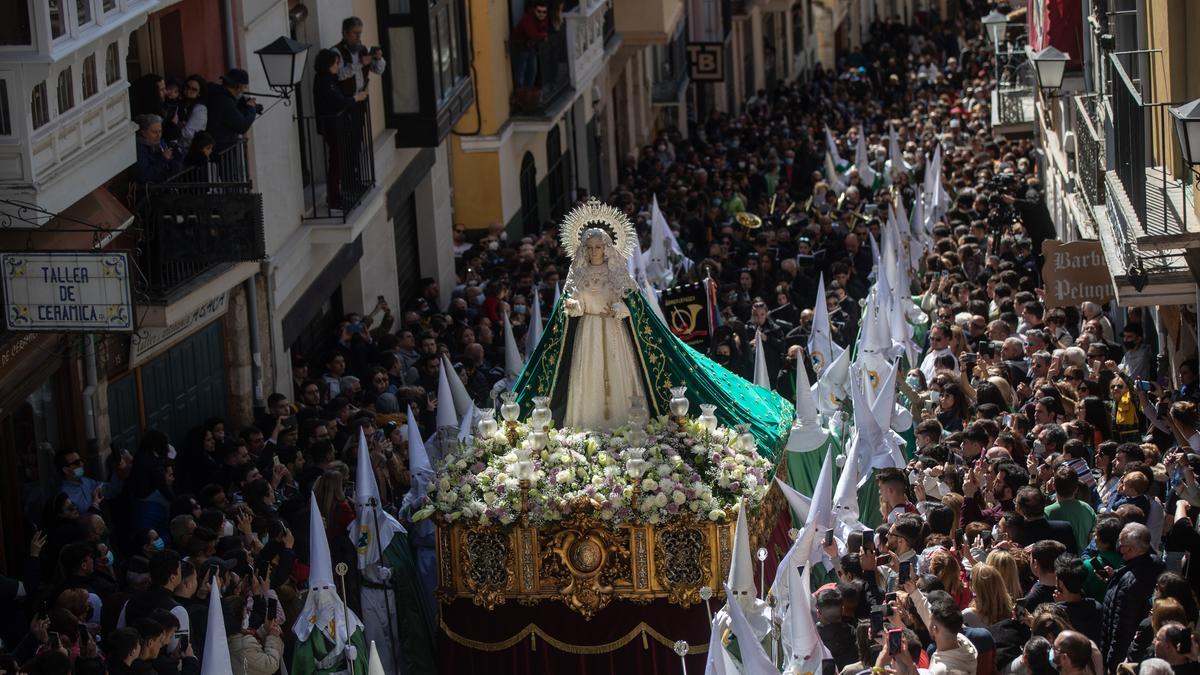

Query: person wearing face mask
left=52, top=447, right=131, bottom=514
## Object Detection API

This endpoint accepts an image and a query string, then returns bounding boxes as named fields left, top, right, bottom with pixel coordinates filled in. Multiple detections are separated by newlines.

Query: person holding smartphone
left=226, top=594, right=284, bottom=675
left=901, top=577, right=979, bottom=673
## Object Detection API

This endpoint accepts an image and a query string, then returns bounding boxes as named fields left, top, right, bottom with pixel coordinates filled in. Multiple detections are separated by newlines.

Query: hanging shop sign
left=1, top=251, right=134, bottom=332
left=1040, top=240, right=1115, bottom=308
left=687, top=42, right=725, bottom=82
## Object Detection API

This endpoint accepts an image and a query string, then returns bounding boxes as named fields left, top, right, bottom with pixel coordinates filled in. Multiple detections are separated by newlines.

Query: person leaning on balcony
left=177, top=75, right=209, bottom=152
left=334, top=16, right=386, bottom=96
left=511, top=0, right=550, bottom=91
left=313, top=49, right=368, bottom=210
left=132, top=114, right=184, bottom=184
left=206, top=68, right=259, bottom=154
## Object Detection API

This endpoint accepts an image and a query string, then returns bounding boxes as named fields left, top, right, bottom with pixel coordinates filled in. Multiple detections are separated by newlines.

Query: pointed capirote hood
left=350, top=429, right=405, bottom=569
left=503, top=310, right=523, bottom=386
left=199, top=577, right=232, bottom=675
left=782, top=562, right=830, bottom=674
left=457, top=402, right=477, bottom=443
left=785, top=355, right=829, bottom=453
left=405, top=404, right=432, bottom=500
left=723, top=582, right=781, bottom=675
left=752, top=330, right=771, bottom=390
left=525, top=284, right=543, bottom=356
left=307, top=491, right=335, bottom=590
left=813, top=342, right=850, bottom=419
left=775, top=477, right=811, bottom=523
left=436, top=360, right=458, bottom=432
left=726, top=502, right=756, bottom=601
left=439, top=353, right=472, bottom=417
left=367, top=640, right=385, bottom=675
left=807, top=273, right=843, bottom=378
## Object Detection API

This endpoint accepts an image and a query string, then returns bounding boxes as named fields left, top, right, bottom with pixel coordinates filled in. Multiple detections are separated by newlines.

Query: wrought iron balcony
left=1072, top=93, right=1104, bottom=216
left=1107, top=52, right=1199, bottom=251
left=297, top=105, right=377, bottom=222
left=511, top=29, right=571, bottom=117
left=134, top=140, right=265, bottom=301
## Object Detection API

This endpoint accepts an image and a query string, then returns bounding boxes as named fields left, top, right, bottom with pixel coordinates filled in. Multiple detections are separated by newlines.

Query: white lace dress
left=562, top=262, right=646, bottom=430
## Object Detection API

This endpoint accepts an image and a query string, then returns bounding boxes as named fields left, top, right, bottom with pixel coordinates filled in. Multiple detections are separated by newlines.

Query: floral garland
left=416, top=416, right=772, bottom=528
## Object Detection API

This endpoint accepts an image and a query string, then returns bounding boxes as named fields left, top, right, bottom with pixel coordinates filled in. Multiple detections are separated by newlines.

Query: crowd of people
left=6, top=0, right=1200, bottom=673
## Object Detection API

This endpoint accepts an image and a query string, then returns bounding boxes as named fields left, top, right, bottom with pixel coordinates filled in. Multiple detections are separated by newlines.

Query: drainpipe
left=82, top=334, right=99, bottom=455
left=221, top=0, right=238, bottom=68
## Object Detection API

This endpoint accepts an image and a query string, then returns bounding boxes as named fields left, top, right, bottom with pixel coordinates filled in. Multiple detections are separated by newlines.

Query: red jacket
left=512, top=11, right=548, bottom=50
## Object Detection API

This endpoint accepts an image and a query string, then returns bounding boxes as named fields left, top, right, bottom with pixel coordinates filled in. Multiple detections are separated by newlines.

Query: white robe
left=563, top=264, right=646, bottom=429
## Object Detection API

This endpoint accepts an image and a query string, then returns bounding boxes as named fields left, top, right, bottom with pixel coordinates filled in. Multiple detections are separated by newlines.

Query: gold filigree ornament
left=461, top=528, right=514, bottom=610
left=560, top=198, right=637, bottom=261
left=654, top=521, right=711, bottom=607
left=544, top=507, right=629, bottom=619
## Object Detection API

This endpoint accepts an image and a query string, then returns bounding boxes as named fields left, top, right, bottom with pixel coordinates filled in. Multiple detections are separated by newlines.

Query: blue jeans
left=514, top=47, right=539, bottom=88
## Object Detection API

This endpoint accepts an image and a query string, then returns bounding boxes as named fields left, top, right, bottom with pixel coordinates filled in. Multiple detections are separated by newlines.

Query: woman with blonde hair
left=928, top=548, right=971, bottom=609
left=963, top=563, right=1012, bottom=627
left=986, top=549, right=1025, bottom=601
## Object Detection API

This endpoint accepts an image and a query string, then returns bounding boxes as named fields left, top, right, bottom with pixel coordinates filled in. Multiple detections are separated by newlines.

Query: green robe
left=291, top=627, right=369, bottom=675
left=515, top=288, right=794, bottom=459
left=379, top=531, right=438, bottom=674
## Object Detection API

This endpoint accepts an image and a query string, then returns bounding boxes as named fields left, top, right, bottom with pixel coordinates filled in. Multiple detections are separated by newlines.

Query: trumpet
left=736, top=212, right=763, bottom=229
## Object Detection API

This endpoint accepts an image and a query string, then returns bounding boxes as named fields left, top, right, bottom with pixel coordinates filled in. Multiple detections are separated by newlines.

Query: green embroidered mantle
left=514, top=289, right=794, bottom=460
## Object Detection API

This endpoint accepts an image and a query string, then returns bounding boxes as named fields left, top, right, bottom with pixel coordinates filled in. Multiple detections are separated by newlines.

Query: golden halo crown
left=560, top=198, right=637, bottom=261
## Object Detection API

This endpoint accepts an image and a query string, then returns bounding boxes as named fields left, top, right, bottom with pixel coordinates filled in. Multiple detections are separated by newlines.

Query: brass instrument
left=736, top=212, right=763, bottom=230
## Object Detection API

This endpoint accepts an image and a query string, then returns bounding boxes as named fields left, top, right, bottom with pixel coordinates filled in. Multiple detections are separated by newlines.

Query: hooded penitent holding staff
left=514, top=198, right=794, bottom=454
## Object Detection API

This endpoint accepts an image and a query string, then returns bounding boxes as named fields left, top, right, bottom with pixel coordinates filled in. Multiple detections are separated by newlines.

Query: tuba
left=736, top=212, right=763, bottom=230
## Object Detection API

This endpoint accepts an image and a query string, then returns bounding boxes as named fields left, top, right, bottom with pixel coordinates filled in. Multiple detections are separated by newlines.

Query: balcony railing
left=134, top=140, right=265, bottom=300
left=1073, top=94, right=1105, bottom=213
left=511, top=29, right=571, bottom=116
left=298, top=105, right=377, bottom=222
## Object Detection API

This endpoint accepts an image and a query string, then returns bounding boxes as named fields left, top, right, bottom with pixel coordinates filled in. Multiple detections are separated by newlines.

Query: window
left=31, top=82, right=49, bottom=130
left=0, top=1, right=32, bottom=46
left=0, top=81, right=11, bottom=135
left=519, top=152, right=539, bottom=233
left=49, top=0, right=66, bottom=39
left=377, top=0, right=473, bottom=145
left=104, top=42, right=120, bottom=85
left=102, top=0, right=116, bottom=12
left=82, top=54, right=98, bottom=99
left=75, top=0, right=93, bottom=27
left=56, top=67, right=74, bottom=114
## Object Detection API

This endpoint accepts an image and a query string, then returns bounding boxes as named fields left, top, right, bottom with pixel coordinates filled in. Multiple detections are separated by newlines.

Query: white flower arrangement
left=424, top=416, right=772, bottom=528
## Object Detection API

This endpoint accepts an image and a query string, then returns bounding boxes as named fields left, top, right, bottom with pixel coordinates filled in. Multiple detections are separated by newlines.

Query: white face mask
left=221, top=521, right=235, bottom=537
left=166, top=444, right=177, bottom=460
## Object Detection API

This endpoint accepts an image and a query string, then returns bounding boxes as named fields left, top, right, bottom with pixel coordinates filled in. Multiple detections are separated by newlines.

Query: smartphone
left=861, top=533, right=874, bottom=554
left=899, top=561, right=912, bottom=583
left=870, top=607, right=885, bottom=636
left=267, top=597, right=279, bottom=621
left=178, top=633, right=189, bottom=653
left=377, top=295, right=386, bottom=305
left=887, top=628, right=903, bottom=655
left=885, top=591, right=898, bottom=604
left=1138, top=380, right=1154, bottom=392
left=824, top=529, right=835, bottom=547
left=875, top=552, right=892, bottom=565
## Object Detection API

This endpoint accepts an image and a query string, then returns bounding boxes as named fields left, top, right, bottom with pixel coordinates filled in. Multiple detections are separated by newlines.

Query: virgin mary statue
left=514, top=199, right=794, bottom=454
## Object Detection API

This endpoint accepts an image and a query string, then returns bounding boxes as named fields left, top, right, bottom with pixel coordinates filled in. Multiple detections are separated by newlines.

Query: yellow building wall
left=1145, top=0, right=1200, bottom=181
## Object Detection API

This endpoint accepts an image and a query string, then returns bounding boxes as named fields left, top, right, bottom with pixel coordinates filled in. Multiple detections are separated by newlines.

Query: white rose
left=655, top=493, right=669, bottom=508
left=642, top=478, right=659, bottom=492
left=672, top=490, right=687, bottom=505
left=555, top=469, right=572, bottom=484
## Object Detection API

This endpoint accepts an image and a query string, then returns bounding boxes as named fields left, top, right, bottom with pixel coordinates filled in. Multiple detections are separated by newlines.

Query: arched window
left=519, top=151, right=539, bottom=234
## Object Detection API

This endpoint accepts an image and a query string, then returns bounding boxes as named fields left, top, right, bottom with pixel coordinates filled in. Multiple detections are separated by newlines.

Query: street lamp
left=1169, top=98, right=1200, bottom=232
left=981, top=10, right=1008, bottom=47
left=254, top=36, right=310, bottom=101
left=1031, top=46, right=1070, bottom=94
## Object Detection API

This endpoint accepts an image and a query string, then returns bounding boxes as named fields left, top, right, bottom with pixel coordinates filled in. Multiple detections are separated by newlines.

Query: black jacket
left=1058, top=598, right=1104, bottom=646
left=1101, top=553, right=1165, bottom=669
left=312, top=71, right=357, bottom=137
left=1015, top=517, right=1080, bottom=554
left=205, top=84, right=257, bottom=151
